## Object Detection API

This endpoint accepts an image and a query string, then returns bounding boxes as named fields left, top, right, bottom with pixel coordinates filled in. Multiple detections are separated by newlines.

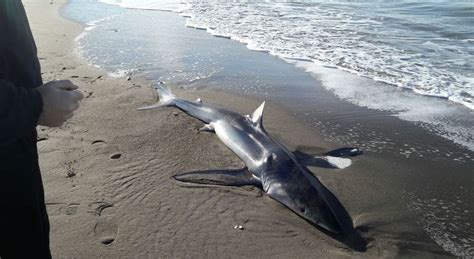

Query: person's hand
left=37, top=80, right=84, bottom=127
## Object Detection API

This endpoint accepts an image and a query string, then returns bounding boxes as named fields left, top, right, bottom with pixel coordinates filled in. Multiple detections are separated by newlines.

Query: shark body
left=140, top=83, right=366, bottom=251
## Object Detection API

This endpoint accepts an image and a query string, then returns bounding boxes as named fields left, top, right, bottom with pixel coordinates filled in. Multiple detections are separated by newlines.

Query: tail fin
left=138, top=82, right=177, bottom=110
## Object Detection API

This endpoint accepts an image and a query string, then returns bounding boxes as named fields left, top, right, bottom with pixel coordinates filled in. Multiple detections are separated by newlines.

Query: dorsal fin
left=251, top=101, right=265, bottom=126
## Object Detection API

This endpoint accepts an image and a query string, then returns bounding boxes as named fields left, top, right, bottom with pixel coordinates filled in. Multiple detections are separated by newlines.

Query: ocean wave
left=99, top=1, right=473, bottom=110
left=179, top=2, right=474, bottom=111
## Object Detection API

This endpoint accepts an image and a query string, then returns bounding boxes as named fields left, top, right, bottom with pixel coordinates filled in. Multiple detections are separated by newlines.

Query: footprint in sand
left=46, top=202, right=80, bottom=216
left=45, top=202, right=63, bottom=216
left=65, top=203, right=80, bottom=215
left=90, top=202, right=118, bottom=245
left=91, top=140, right=122, bottom=160
left=37, top=136, right=48, bottom=142
left=92, top=140, right=107, bottom=146
left=84, top=91, right=93, bottom=98
left=95, top=217, right=118, bottom=245
left=110, top=153, right=121, bottom=159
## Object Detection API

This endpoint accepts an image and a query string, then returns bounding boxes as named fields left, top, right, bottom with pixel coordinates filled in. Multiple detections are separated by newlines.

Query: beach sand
left=24, top=0, right=456, bottom=257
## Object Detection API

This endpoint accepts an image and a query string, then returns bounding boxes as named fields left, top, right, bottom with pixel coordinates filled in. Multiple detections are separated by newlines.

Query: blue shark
left=140, top=83, right=366, bottom=251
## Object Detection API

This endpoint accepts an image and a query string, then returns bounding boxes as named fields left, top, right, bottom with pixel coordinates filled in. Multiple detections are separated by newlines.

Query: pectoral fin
left=293, top=151, right=352, bottom=169
left=173, top=168, right=261, bottom=187
left=325, top=147, right=362, bottom=157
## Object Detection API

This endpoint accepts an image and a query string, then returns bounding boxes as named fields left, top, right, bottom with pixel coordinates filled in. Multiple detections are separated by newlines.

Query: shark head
left=262, top=155, right=342, bottom=234
left=289, top=167, right=343, bottom=233
left=264, top=158, right=367, bottom=250
left=263, top=154, right=367, bottom=251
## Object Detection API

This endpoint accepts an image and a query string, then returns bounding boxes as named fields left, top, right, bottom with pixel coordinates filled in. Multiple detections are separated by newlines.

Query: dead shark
left=140, top=83, right=367, bottom=251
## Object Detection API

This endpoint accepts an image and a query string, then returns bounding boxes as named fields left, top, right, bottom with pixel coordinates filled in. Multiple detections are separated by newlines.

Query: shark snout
left=303, top=202, right=342, bottom=234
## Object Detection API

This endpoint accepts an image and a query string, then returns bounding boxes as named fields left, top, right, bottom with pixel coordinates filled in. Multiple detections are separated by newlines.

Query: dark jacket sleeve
left=0, top=0, right=44, bottom=147
left=0, top=80, right=43, bottom=147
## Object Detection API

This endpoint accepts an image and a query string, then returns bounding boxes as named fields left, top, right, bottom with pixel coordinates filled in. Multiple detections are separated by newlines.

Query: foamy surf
left=99, top=0, right=187, bottom=12
left=180, top=2, right=473, bottom=111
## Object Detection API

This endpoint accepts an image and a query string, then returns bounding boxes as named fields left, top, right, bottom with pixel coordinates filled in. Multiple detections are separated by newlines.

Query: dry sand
left=24, top=0, right=452, bottom=257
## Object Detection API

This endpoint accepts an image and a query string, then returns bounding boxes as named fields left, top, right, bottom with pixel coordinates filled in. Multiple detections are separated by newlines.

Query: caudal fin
left=138, top=82, right=176, bottom=110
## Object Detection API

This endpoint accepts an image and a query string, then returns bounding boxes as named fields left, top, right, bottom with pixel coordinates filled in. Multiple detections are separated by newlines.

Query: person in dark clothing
left=0, top=1, right=83, bottom=258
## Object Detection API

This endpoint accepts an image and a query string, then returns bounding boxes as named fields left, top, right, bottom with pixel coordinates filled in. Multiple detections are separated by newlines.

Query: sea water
left=93, top=0, right=474, bottom=109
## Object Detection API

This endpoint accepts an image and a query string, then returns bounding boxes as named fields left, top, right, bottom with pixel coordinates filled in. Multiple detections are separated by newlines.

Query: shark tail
left=138, top=82, right=177, bottom=110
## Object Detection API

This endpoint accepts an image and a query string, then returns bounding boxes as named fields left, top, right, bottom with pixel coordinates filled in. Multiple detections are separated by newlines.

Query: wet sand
left=24, top=0, right=466, bottom=257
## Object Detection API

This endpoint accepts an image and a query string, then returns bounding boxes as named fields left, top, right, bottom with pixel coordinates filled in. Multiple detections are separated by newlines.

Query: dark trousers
left=0, top=137, right=51, bottom=259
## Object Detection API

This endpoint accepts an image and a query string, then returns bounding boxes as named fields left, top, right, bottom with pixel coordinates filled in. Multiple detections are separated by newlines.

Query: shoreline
left=65, top=0, right=474, bottom=155
left=25, top=0, right=470, bottom=257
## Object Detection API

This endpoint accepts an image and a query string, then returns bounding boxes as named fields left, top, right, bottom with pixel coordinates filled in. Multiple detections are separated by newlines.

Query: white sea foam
left=99, top=0, right=187, bottom=12
left=406, top=192, right=474, bottom=258
left=107, top=68, right=136, bottom=78
left=298, top=60, right=474, bottom=151
left=183, top=2, right=473, bottom=111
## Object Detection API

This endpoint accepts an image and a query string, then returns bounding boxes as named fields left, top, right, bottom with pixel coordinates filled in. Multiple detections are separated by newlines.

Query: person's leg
left=0, top=140, right=51, bottom=259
